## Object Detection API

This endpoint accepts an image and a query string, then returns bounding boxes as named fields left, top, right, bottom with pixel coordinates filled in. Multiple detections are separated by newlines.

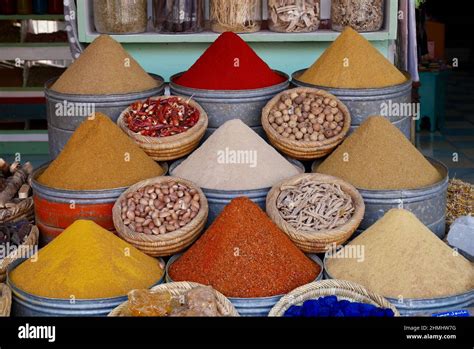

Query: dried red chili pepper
left=124, top=97, right=200, bottom=138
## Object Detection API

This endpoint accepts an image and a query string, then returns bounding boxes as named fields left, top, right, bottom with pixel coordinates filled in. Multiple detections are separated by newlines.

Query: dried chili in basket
left=125, top=97, right=200, bottom=137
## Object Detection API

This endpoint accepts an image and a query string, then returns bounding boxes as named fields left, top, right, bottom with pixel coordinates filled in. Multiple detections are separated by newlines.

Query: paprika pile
left=169, top=197, right=319, bottom=298
left=174, top=32, right=286, bottom=90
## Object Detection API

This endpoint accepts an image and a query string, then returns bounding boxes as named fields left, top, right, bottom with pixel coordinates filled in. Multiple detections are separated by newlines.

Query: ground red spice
left=173, top=32, right=286, bottom=90
left=169, top=197, right=319, bottom=298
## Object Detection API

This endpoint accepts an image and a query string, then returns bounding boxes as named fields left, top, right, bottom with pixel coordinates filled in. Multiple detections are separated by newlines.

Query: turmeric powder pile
left=298, top=27, right=407, bottom=88
left=38, top=113, right=164, bottom=190
left=10, top=220, right=164, bottom=299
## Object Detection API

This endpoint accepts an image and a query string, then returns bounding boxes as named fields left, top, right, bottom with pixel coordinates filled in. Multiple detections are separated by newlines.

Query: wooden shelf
left=0, top=44, right=71, bottom=60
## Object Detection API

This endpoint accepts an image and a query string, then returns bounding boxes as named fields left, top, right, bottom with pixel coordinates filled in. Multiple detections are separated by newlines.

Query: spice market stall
left=0, top=0, right=472, bottom=323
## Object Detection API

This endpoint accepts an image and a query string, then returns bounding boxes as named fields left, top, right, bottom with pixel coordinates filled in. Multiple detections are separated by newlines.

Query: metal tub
left=166, top=253, right=324, bottom=317
left=292, top=69, right=413, bottom=139
left=169, top=158, right=304, bottom=225
left=31, top=162, right=168, bottom=245
left=313, top=158, right=448, bottom=238
left=323, top=254, right=474, bottom=316
left=45, top=74, right=165, bottom=158
left=170, top=71, right=290, bottom=138
left=7, top=258, right=165, bottom=317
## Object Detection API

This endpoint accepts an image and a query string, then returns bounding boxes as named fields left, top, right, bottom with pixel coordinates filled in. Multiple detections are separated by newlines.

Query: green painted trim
left=388, top=0, right=399, bottom=40
left=0, top=142, right=49, bottom=155
left=0, top=14, right=64, bottom=20
left=0, top=87, right=43, bottom=92
left=0, top=43, right=68, bottom=48
left=0, top=130, right=48, bottom=134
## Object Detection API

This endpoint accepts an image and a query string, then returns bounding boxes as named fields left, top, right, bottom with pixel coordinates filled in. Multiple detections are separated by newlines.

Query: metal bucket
left=169, top=158, right=305, bottom=225
left=166, top=253, right=324, bottom=317
left=7, top=258, right=165, bottom=317
left=170, top=71, right=290, bottom=138
left=31, top=162, right=168, bottom=245
left=44, top=74, right=165, bottom=158
left=313, top=158, right=448, bottom=238
left=323, top=254, right=474, bottom=316
left=292, top=69, right=413, bottom=139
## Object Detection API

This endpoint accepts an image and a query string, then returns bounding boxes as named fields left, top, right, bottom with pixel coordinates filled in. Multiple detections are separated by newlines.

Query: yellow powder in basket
left=298, top=27, right=407, bottom=88
left=326, top=209, right=474, bottom=299
left=10, top=220, right=164, bottom=299
left=51, top=35, right=158, bottom=95
left=38, top=113, right=164, bottom=190
left=315, top=116, right=443, bottom=190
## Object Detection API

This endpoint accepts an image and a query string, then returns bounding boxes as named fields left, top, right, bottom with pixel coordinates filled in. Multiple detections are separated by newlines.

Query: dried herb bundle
left=331, top=0, right=384, bottom=32
left=447, top=179, right=474, bottom=227
left=210, top=0, right=261, bottom=33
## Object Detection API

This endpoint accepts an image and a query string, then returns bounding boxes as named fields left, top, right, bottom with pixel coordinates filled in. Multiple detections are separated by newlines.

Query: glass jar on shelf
left=47, top=0, right=64, bottom=14
left=210, top=0, right=262, bottom=33
left=17, top=0, right=33, bottom=15
left=153, top=0, right=205, bottom=33
left=93, top=0, right=148, bottom=34
left=268, top=0, right=321, bottom=33
left=331, top=0, right=385, bottom=32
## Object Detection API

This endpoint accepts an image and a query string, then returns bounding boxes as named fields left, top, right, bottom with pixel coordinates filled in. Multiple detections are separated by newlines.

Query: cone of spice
left=169, top=197, right=320, bottom=298
left=10, top=220, right=164, bottom=299
left=315, top=116, right=443, bottom=190
left=38, top=113, right=164, bottom=190
left=172, top=119, right=301, bottom=190
left=298, top=27, right=407, bottom=89
left=326, top=209, right=474, bottom=299
left=174, top=32, right=286, bottom=90
left=51, top=35, right=158, bottom=95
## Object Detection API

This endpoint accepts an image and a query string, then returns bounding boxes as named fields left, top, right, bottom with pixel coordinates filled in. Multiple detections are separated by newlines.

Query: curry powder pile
left=51, top=35, right=158, bottom=95
left=316, top=116, right=443, bottom=190
left=169, top=197, right=319, bottom=298
left=38, top=113, right=164, bottom=190
left=326, top=209, right=474, bottom=299
left=299, top=27, right=407, bottom=88
left=10, top=220, right=164, bottom=299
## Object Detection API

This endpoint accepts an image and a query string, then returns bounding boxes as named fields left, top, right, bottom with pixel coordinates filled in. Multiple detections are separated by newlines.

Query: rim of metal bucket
left=166, top=253, right=324, bottom=301
left=169, top=70, right=290, bottom=97
left=312, top=157, right=448, bottom=196
left=323, top=248, right=474, bottom=307
left=31, top=162, right=169, bottom=199
left=169, top=157, right=305, bottom=194
left=44, top=73, right=165, bottom=102
left=292, top=69, right=412, bottom=96
left=6, top=257, right=165, bottom=305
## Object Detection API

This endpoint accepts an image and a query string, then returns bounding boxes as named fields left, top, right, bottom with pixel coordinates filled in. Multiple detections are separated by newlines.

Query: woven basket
left=0, top=283, right=11, bottom=317
left=113, top=176, right=208, bottom=257
left=0, top=197, right=34, bottom=224
left=266, top=173, right=365, bottom=253
left=108, top=281, right=239, bottom=317
left=117, top=96, right=208, bottom=161
left=0, top=224, right=39, bottom=283
left=269, top=279, right=400, bottom=317
left=262, top=87, right=351, bottom=160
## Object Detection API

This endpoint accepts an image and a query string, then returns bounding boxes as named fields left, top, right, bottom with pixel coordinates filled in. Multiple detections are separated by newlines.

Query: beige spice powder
left=326, top=209, right=474, bottom=299
left=51, top=35, right=158, bottom=95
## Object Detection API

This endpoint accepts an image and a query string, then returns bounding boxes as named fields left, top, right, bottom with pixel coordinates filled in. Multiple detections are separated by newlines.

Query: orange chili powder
left=169, top=197, right=319, bottom=298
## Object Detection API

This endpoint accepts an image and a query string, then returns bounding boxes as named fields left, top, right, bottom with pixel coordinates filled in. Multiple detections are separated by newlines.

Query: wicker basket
left=262, top=87, right=351, bottom=160
left=0, top=224, right=39, bottom=282
left=0, top=283, right=12, bottom=317
left=266, top=173, right=365, bottom=253
left=0, top=197, right=34, bottom=224
left=113, top=176, right=208, bottom=257
left=108, top=281, right=239, bottom=317
left=269, top=279, right=400, bottom=317
left=117, top=96, right=208, bottom=161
